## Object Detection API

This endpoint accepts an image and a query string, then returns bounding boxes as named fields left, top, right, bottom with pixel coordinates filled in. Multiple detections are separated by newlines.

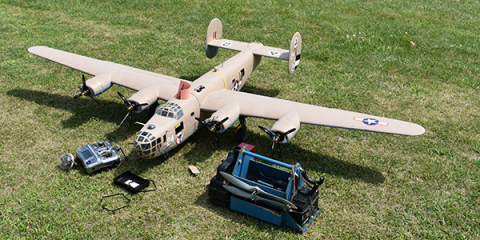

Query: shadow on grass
left=183, top=124, right=386, bottom=184
left=113, top=119, right=385, bottom=184
left=178, top=75, right=202, bottom=81
left=112, top=150, right=167, bottom=177
left=9, top=89, right=385, bottom=184
left=187, top=128, right=387, bottom=233
left=7, top=89, right=150, bottom=141
left=240, top=84, right=280, bottom=98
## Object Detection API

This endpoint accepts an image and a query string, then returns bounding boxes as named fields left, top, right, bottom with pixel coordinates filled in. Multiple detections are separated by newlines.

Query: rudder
left=288, top=32, right=301, bottom=74
left=206, top=18, right=223, bottom=58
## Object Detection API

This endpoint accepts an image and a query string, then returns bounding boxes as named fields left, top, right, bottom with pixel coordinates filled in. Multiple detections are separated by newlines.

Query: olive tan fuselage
left=134, top=50, right=261, bottom=159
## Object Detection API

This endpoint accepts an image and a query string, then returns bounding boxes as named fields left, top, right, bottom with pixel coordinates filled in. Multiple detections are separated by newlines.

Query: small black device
left=113, top=171, right=154, bottom=193
left=75, top=140, right=127, bottom=175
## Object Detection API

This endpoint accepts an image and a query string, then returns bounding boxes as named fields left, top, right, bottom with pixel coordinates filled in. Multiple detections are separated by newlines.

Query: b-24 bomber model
left=29, top=18, right=424, bottom=159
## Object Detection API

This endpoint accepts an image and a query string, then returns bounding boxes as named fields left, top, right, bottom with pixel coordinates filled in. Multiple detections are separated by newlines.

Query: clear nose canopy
left=135, top=131, right=159, bottom=158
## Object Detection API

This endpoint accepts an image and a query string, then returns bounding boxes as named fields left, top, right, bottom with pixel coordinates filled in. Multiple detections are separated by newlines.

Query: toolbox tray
left=113, top=171, right=151, bottom=193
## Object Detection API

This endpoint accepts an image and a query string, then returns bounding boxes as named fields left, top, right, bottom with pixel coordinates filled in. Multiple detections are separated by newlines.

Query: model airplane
left=28, top=18, right=425, bottom=159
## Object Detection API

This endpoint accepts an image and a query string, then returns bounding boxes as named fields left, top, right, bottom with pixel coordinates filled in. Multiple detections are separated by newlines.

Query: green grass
left=1, top=0, right=479, bottom=238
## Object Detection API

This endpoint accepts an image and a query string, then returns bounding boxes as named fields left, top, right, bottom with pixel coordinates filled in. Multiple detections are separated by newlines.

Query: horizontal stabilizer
left=205, top=18, right=301, bottom=74
left=207, top=39, right=290, bottom=60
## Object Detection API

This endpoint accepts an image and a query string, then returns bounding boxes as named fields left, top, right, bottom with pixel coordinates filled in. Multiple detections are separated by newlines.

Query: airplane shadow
left=239, top=85, right=280, bottom=98
left=186, top=125, right=387, bottom=233
left=9, top=89, right=385, bottom=184
left=7, top=89, right=150, bottom=142
left=99, top=118, right=386, bottom=185
left=179, top=75, right=202, bottom=81
left=183, top=124, right=386, bottom=184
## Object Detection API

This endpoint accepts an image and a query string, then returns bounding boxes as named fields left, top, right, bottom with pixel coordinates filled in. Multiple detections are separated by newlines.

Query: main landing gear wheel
left=235, top=117, right=248, bottom=143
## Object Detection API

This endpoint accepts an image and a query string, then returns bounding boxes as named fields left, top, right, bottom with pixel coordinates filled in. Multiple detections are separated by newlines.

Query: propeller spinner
left=195, top=116, right=229, bottom=147
left=117, top=92, right=148, bottom=129
left=73, top=75, right=99, bottom=104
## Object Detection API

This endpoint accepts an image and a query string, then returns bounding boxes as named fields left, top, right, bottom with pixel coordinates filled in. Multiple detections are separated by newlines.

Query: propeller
left=117, top=92, right=148, bottom=129
left=223, top=185, right=293, bottom=210
left=74, top=75, right=99, bottom=104
left=220, top=172, right=297, bottom=210
left=195, top=116, right=229, bottom=147
left=258, top=126, right=296, bottom=158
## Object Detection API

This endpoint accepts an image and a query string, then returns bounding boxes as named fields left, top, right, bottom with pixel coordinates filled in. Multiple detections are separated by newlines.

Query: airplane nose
left=134, top=131, right=157, bottom=159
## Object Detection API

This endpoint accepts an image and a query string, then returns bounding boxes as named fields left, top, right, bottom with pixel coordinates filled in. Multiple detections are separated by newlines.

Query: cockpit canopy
left=155, top=102, right=184, bottom=120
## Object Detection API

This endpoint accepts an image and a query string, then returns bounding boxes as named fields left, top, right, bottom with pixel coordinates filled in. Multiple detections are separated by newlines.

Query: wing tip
left=392, top=122, right=425, bottom=136
left=411, top=124, right=426, bottom=136
left=28, top=46, right=48, bottom=54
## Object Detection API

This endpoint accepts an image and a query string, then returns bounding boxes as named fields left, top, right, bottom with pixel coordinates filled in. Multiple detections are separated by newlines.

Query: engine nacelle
left=128, top=84, right=162, bottom=112
left=85, top=72, right=112, bottom=97
left=271, top=112, right=301, bottom=144
left=207, top=102, right=240, bottom=133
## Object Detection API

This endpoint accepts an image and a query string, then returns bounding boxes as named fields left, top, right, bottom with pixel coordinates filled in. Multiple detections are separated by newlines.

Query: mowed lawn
left=0, top=0, right=479, bottom=239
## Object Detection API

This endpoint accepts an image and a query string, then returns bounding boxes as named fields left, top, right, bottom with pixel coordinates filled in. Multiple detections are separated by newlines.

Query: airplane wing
left=200, top=89, right=425, bottom=136
left=28, top=46, right=186, bottom=100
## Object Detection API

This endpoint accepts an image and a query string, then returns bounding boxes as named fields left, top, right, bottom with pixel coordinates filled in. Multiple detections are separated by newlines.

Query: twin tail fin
left=205, top=18, right=301, bottom=74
